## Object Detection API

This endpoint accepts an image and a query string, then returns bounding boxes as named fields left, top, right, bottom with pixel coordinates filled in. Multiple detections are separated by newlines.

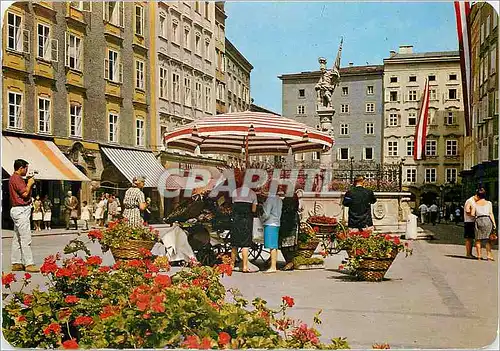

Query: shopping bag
left=252, top=217, right=264, bottom=243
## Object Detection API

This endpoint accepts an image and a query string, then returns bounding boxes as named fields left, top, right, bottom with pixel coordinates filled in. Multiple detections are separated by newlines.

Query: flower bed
left=2, top=239, right=349, bottom=349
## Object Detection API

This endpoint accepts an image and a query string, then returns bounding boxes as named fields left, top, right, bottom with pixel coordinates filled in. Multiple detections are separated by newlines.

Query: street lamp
left=399, top=158, right=405, bottom=192
left=350, top=156, right=355, bottom=183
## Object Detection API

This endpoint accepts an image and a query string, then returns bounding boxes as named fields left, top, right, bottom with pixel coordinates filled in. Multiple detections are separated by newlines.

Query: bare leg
left=486, top=241, right=494, bottom=260
left=465, top=239, right=473, bottom=257
left=475, top=240, right=482, bottom=259
left=241, top=248, right=249, bottom=272
left=268, top=249, right=277, bottom=271
left=231, top=247, right=238, bottom=268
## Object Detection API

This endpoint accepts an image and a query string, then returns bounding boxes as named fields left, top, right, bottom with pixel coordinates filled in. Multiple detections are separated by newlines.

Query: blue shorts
left=264, top=225, right=279, bottom=249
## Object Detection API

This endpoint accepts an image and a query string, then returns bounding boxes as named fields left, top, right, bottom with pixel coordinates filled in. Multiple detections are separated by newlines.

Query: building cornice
left=225, top=38, right=253, bottom=71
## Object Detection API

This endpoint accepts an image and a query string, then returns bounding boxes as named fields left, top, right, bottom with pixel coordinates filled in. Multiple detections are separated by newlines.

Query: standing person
left=64, top=191, right=78, bottom=230
left=107, top=195, right=119, bottom=223
left=122, top=176, right=147, bottom=227
left=471, top=188, right=497, bottom=261
left=231, top=176, right=258, bottom=273
left=81, top=200, right=91, bottom=230
left=419, top=203, right=428, bottom=224
left=342, top=176, right=377, bottom=231
left=464, top=192, right=479, bottom=258
left=454, top=206, right=461, bottom=225
left=279, top=190, right=300, bottom=271
left=261, top=189, right=283, bottom=274
left=42, top=195, right=52, bottom=230
left=9, top=159, right=39, bottom=272
left=143, top=197, right=152, bottom=224
left=32, top=195, right=43, bottom=231
left=429, top=203, right=439, bottom=226
left=94, top=195, right=106, bottom=227
left=103, top=193, right=110, bottom=226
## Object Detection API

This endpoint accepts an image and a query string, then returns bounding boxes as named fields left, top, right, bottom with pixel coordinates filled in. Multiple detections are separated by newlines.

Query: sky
left=224, top=1, right=460, bottom=114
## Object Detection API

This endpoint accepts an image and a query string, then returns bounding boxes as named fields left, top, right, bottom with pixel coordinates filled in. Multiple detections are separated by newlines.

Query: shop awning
left=1, top=136, right=90, bottom=181
left=101, top=146, right=165, bottom=188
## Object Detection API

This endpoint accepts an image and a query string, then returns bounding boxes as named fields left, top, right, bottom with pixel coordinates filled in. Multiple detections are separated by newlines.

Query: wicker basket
left=307, top=221, right=338, bottom=235
left=110, top=240, right=155, bottom=260
left=295, top=239, right=320, bottom=259
left=354, top=256, right=396, bottom=282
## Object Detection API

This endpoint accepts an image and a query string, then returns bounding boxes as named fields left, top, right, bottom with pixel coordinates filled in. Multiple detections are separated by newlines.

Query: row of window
left=386, top=139, right=458, bottom=157
left=298, top=86, right=375, bottom=99
left=7, top=91, right=146, bottom=146
left=388, top=73, right=458, bottom=84
left=386, top=110, right=457, bottom=127
left=476, top=43, right=497, bottom=88
left=335, top=147, right=374, bottom=161
left=158, top=67, right=212, bottom=111
left=479, top=12, right=498, bottom=45
left=338, top=123, right=376, bottom=136
left=296, top=103, right=376, bottom=115
left=386, top=87, right=459, bottom=102
left=404, top=168, right=457, bottom=184
left=227, top=75, right=250, bottom=103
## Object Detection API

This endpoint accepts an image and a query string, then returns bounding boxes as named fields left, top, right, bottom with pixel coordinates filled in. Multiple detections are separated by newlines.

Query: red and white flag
left=454, top=1, right=472, bottom=136
left=414, top=79, right=430, bottom=161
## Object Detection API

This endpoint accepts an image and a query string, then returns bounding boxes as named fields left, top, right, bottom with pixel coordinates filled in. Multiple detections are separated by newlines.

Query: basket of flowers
left=338, top=230, right=412, bottom=282
left=295, top=222, right=320, bottom=259
left=307, top=216, right=339, bottom=235
left=91, top=219, right=160, bottom=260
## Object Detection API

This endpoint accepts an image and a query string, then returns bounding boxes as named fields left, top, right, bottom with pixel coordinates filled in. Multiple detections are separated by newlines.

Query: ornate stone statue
left=315, top=38, right=343, bottom=110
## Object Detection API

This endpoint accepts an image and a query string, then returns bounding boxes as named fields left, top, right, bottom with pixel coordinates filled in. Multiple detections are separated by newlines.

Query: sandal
left=241, top=268, right=258, bottom=273
left=487, top=257, right=495, bottom=261
left=263, top=269, right=277, bottom=274
left=282, top=262, right=294, bottom=271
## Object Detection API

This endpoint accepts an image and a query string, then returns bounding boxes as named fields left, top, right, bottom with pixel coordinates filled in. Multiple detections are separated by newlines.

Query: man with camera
left=9, top=159, right=39, bottom=272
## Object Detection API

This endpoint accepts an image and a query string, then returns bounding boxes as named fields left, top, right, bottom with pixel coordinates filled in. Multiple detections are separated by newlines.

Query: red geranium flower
left=86, top=256, right=102, bottom=266
left=143, top=313, right=151, bottom=319
left=338, top=264, right=344, bottom=270
left=393, top=237, right=401, bottom=245
left=200, top=337, right=212, bottom=349
left=138, top=248, right=153, bottom=258
left=43, top=323, right=61, bottom=335
left=154, top=274, right=171, bottom=287
left=17, top=315, right=27, bottom=322
left=62, top=339, right=79, bottom=349
left=87, top=229, right=103, bottom=241
left=112, top=262, right=121, bottom=270
left=127, top=259, right=143, bottom=268
left=313, top=226, right=319, bottom=233
left=23, top=294, right=33, bottom=306
left=55, top=268, right=72, bottom=278
left=73, top=316, right=93, bottom=326
left=24, top=273, right=32, bottom=280
left=65, top=295, right=79, bottom=304
left=282, top=296, right=295, bottom=308
left=99, top=266, right=111, bottom=273
left=99, top=305, right=118, bottom=319
left=182, top=335, right=201, bottom=349
left=144, top=272, right=153, bottom=279
left=2, top=272, right=16, bottom=287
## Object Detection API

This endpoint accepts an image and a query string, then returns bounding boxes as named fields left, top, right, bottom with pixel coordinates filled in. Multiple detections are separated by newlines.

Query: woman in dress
left=471, top=188, right=497, bottom=261
left=279, top=190, right=301, bottom=270
left=42, top=195, right=52, bottom=230
left=122, top=176, right=148, bottom=227
left=32, top=195, right=43, bottom=231
left=94, top=194, right=106, bottom=227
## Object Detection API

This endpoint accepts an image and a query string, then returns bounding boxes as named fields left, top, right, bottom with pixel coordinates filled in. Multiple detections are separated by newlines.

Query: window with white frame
left=490, top=44, right=497, bottom=75
left=405, top=168, right=416, bottom=183
left=184, top=77, right=192, bottom=106
left=159, top=14, right=166, bottom=38
left=7, top=12, right=24, bottom=52
left=365, top=122, right=374, bottom=135
left=8, top=91, right=22, bottom=129
left=135, top=5, right=144, bottom=36
left=367, top=85, right=374, bottom=95
left=408, top=90, right=418, bottom=101
left=448, top=88, right=457, bottom=100
left=38, top=97, right=51, bottom=133
left=195, top=81, right=202, bottom=109
left=429, top=88, right=437, bottom=100
left=388, top=113, right=399, bottom=126
left=108, top=113, right=119, bottom=143
left=312, top=151, right=320, bottom=161
left=425, top=168, right=437, bottom=183
left=294, top=153, right=305, bottom=162
left=340, top=123, right=349, bottom=135
left=365, top=103, right=375, bottom=113
left=105, top=49, right=122, bottom=83
left=426, top=140, right=437, bottom=156
left=408, top=111, right=417, bottom=126
left=195, top=34, right=201, bottom=55
left=216, top=82, right=225, bottom=102
left=205, top=39, right=211, bottom=61
left=66, top=33, right=82, bottom=71
left=184, top=26, right=191, bottom=49
left=342, top=87, right=349, bottom=96
left=446, top=110, right=456, bottom=125
left=446, top=168, right=457, bottom=183
left=387, top=140, right=399, bottom=156
left=172, top=20, right=179, bottom=43
left=446, top=139, right=458, bottom=156
left=339, top=148, right=349, bottom=160
left=364, top=147, right=373, bottom=160
left=389, top=91, right=398, bottom=101
left=172, top=73, right=180, bottom=103
left=136, top=119, right=145, bottom=146
left=37, top=24, right=50, bottom=60
left=135, top=60, right=145, bottom=89
left=341, top=104, right=349, bottom=113
left=159, top=67, right=168, bottom=99
left=205, top=86, right=211, bottom=112
left=406, top=140, right=414, bottom=156
left=297, top=105, right=305, bottom=115
left=104, top=1, right=124, bottom=27
left=70, top=103, right=82, bottom=137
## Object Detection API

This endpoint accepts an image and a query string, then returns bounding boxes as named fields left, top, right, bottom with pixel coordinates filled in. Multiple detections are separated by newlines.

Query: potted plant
left=295, top=222, right=321, bottom=259
left=337, top=230, right=412, bottom=282
left=89, top=219, right=160, bottom=260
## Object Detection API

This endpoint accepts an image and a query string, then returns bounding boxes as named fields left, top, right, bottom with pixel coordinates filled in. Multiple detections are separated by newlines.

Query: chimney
left=348, top=62, right=353, bottom=67
left=398, top=45, right=413, bottom=54
left=390, top=50, right=396, bottom=57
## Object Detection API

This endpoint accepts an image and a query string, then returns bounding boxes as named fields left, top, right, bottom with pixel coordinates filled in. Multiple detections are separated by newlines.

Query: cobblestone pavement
left=1, top=224, right=498, bottom=349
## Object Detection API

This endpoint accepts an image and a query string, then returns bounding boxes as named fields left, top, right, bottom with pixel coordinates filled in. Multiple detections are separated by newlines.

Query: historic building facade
left=279, top=65, right=384, bottom=169
left=225, top=38, right=252, bottom=113
left=461, top=2, right=498, bottom=209
left=214, top=1, right=227, bottom=114
left=382, top=46, right=465, bottom=203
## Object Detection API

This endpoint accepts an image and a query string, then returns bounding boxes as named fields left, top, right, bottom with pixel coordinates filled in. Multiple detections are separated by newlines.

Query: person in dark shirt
left=342, top=176, right=377, bottom=231
left=9, top=159, right=39, bottom=272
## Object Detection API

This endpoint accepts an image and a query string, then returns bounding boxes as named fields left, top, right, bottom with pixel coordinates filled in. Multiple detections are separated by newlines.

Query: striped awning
left=164, top=112, right=334, bottom=156
left=1, top=136, right=90, bottom=181
left=101, top=147, right=165, bottom=188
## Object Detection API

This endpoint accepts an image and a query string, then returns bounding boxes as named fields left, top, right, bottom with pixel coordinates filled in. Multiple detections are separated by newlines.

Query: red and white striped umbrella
left=164, top=112, right=334, bottom=157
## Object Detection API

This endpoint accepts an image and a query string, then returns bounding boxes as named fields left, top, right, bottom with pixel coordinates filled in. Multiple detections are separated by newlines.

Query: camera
left=27, top=170, right=39, bottom=178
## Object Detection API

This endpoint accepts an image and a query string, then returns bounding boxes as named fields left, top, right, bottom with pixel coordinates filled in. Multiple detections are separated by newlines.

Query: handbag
left=489, top=228, right=498, bottom=243
left=70, top=210, right=78, bottom=219
left=252, top=217, right=264, bottom=244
